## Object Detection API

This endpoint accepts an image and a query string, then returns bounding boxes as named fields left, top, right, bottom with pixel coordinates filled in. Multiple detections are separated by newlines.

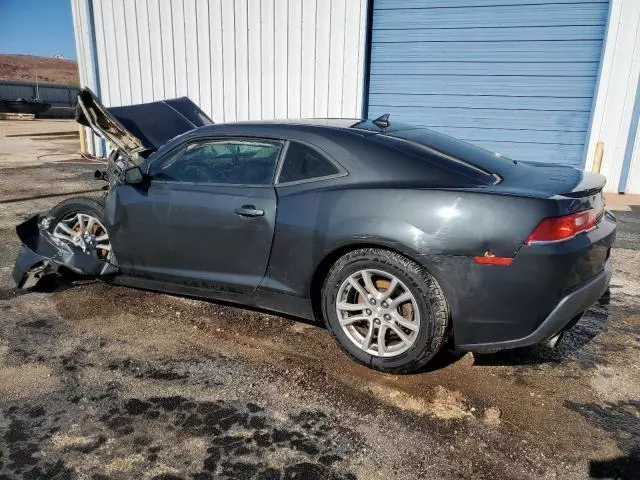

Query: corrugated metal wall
left=367, top=0, right=610, bottom=166
left=72, top=0, right=368, bottom=130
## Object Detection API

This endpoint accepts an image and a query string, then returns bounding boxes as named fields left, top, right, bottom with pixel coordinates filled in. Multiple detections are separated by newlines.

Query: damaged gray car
left=13, top=88, right=615, bottom=373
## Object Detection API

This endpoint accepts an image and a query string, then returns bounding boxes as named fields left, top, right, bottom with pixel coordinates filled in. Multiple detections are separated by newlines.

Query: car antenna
left=373, top=113, right=390, bottom=130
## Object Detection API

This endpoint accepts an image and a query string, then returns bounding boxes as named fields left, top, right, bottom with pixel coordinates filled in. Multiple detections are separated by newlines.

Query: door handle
left=234, top=205, right=264, bottom=217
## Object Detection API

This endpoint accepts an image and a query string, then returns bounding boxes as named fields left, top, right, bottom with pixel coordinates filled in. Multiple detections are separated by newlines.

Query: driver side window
left=149, top=139, right=282, bottom=185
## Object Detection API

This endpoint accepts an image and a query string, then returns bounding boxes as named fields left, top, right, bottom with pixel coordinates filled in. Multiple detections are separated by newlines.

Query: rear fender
left=12, top=214, right=118, bottom=288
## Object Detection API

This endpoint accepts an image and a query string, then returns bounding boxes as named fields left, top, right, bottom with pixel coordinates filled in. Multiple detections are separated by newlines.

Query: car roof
left=232, top=118, right=366, bottom=129
left=211, top=118, right=512, bottom=182
left=151, top=118, right=498, bottom=188
left=186, top=118, right=386, bottom=138
left=182, top=119, right=501, bottom=176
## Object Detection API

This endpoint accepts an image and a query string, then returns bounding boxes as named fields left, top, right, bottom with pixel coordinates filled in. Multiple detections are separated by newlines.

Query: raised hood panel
left=76, top=88, right=214, bottom=161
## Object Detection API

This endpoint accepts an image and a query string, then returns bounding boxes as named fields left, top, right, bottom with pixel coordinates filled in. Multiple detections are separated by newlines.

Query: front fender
left=12, top=214, right=118, bottom=288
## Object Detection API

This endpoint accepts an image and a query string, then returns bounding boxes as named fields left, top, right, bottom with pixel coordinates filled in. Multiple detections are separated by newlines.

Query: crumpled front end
left=12, top=214, right=118, bottom=288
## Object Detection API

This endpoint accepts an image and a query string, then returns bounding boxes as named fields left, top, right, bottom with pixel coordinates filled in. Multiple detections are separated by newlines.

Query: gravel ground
left=0, top=122, right=638, bottom=479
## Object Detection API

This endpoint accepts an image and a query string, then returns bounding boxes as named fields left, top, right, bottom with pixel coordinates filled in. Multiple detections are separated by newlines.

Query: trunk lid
left=486, top=161, right=606, bottom=220
left=76, top=87, right=214, bottom=163
left=497, top=161, right=606, bottom=198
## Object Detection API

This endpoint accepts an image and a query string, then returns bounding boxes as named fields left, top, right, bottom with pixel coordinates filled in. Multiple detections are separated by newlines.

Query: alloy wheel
left=52, top=212, right=111, bottom=260
left=335, top=269, right=420, bottom=357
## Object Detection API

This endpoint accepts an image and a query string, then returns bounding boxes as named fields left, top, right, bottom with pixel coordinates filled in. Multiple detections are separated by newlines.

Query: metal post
left=79, top=127, right=87, bottom=154
left=592, top=142, right=604, bottom=173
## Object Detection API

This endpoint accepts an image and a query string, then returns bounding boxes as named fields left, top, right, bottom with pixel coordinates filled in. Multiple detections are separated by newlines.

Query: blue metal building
left=367, top=0, right=609, bottom=167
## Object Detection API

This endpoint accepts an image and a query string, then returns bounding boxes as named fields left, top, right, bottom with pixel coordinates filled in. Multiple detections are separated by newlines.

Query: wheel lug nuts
left=370, top=298, right=376, bottom=305
left=384, top=314, right=391, bottom=320
left=381, top=301, right=388, bottom=308
left=374, top=318, right=380, bottom=325
left=366, top=309, right=372, bottom=315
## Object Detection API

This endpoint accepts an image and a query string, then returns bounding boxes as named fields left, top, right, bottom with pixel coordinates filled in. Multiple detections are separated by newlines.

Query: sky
left=0, top=0, right=77, bottom=59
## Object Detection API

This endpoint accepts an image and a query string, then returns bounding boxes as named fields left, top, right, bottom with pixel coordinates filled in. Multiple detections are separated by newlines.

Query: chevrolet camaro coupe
left=12, top=88, right=615, bottom=373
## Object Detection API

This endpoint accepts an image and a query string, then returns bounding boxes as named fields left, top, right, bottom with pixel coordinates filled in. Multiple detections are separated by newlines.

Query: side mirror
left=123, top=166, right=144, bottom=185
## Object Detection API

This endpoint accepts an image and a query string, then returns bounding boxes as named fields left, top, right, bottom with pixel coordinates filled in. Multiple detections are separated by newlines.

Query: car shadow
left=28, top=272, right=99, bottom=294
left=30, top=273, right=323, bottom=329
left=589, top=453, right=640, bottom=480
left=1, top=273, right=92, bottom=300
left=421, top=348, right=465, bottom=372
left=566, top=399, right=640, bottom=480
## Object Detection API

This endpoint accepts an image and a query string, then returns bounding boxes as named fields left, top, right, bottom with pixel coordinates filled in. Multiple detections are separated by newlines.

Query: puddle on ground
left=0, top=393, right=360, bottom=479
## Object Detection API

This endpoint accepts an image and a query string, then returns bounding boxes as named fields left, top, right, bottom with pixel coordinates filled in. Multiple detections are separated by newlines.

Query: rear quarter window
left=387, top=128, right=511, bottom=180
left=375, top=134, right=498, bottom=185
left=278, top=142, right=339, bottom=183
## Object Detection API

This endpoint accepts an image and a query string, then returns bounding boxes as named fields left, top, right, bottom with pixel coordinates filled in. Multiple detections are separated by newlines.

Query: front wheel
left=321, top=248, right=449, bottom=373
left=48, top=196, right=112, bottom=262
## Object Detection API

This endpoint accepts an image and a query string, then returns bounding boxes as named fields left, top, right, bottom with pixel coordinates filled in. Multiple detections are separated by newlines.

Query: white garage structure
left=71, top=0, right=369, bottom=153
left=71, top=0, right=640, bottom=194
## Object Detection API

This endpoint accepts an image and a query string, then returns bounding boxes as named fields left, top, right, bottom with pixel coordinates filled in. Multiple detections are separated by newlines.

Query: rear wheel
left=48, top=197, right=112, bottom=262
left=321, top=248, right=449, bottom=373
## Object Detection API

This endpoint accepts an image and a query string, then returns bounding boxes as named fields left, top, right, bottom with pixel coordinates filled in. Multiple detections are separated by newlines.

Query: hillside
left=0, top=54, right=79, bottom=85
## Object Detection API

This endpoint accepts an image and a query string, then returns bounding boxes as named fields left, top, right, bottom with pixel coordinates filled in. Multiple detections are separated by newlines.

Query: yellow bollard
left=592, top=141, right=604, bottom=173
left=78, top=125, right=87, bottom=154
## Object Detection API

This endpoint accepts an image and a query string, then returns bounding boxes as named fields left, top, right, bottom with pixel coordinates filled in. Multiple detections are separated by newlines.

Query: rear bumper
left=458, top=259, right=612, bottom=352
left=429, top=209, right=616, bottom=349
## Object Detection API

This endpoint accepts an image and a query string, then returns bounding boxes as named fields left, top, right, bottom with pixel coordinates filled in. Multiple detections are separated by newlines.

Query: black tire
left=47, top=196, right=112, bottom=263
left=321, top=248, right=449, bottom=373
left=48, top=196, right=106, bottom=227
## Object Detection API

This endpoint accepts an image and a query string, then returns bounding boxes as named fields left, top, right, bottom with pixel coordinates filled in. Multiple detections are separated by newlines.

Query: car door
left=107, top=137, right=282, bottom=296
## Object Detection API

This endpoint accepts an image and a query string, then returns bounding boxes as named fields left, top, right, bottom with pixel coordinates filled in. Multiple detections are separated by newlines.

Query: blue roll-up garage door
left=367, top=0, right=610, bottom=166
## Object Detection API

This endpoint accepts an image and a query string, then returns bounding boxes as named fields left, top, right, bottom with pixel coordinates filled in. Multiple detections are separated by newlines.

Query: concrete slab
left=0, top=119, right=81, bottom=167
left=605, top=192, right=640, bottom=211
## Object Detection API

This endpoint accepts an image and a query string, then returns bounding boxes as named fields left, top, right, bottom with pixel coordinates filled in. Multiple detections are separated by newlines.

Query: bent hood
left=76, top=87, right=214, bottom=161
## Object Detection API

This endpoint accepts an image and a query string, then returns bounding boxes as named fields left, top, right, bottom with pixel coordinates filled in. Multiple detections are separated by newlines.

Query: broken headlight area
left=12, top=214, right=118, bottom=289
left=93, top=149, right=132, bottom=189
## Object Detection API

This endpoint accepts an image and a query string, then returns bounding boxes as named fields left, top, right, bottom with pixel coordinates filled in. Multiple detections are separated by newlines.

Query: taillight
left=526, top=209, right=597, bottom=244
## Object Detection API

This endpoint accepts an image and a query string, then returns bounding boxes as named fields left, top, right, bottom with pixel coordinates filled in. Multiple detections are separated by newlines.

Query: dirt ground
left=0, top=120, right=639, bottom=480
left=0, top=54, right=79, bottom=85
